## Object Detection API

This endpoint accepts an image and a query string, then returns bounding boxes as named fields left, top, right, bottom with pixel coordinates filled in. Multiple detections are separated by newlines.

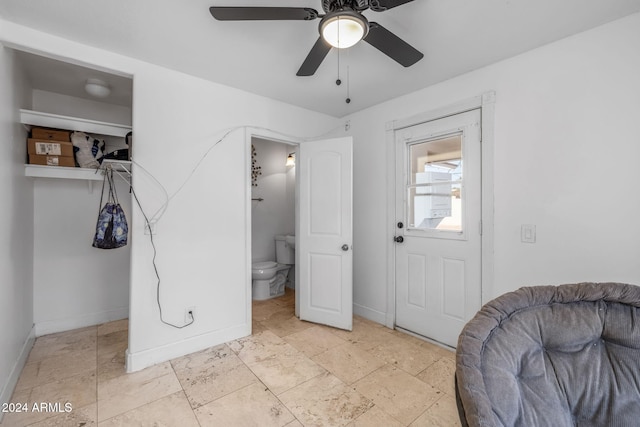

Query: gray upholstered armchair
left=455, top=282, right=640, bottom=427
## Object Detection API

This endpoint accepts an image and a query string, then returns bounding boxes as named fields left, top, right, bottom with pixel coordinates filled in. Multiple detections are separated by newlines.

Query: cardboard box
left=28, top=154, right=76, bottom=167
left=27, top=139, right=75, bottom=157
left=31, top=127, right=71, bottom=142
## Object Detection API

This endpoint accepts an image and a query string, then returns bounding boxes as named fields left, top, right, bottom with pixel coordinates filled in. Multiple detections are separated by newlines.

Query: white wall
left=346, top=13, right=640, bottom=320
left=0, top=20, right=339, bottom=372
left=251, top=138, right=295, bottom=263
left=32, top=177, right=131, bottom=335
left=32, top=89, right=132, bottom=126
left=0, top=45, right=34, bottom=416
left=128, top=63, right=336, bottom=370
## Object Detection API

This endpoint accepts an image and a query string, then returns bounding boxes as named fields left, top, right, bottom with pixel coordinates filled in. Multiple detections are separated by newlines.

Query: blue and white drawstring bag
left=92, top=170, right=128, bottom=249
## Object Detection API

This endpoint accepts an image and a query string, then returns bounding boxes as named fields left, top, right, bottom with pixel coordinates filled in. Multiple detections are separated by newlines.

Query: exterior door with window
left=394, top=109, right=481, bottom=347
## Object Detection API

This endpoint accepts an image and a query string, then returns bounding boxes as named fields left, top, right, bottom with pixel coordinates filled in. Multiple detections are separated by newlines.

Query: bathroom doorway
left=248, top=134, right=354, bottom=332
left=250, top=137, right=298, bottom=311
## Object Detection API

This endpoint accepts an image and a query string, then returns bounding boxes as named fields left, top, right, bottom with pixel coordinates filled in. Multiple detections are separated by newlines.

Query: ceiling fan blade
left=209, top=7, right=319, bottom=21
left=364, top=22, right=423, bottom=67
left=296, top=37, right=332, bottom=76
left=369, top=0, right=414, bottom=12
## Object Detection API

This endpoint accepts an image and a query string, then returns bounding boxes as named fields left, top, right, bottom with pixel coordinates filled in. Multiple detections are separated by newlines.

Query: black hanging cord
left=346, top=65, right=351, bottom=104
left=109, top=169, right=118, bottom=206
left=130, top=185, right=195, bottom=329
left=336, top=47, right=342, bottom=86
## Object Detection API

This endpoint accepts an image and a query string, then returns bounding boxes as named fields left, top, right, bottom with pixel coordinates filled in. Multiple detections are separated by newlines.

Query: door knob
left=341, top=244, right=349, bottom=251
left=394, top=236, right=404, bottom=243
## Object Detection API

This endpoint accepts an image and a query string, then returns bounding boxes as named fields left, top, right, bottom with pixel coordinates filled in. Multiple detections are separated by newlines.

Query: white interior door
left=395, top=110, right=481, bottom=347
left=298, top=137, right=353, bottom=331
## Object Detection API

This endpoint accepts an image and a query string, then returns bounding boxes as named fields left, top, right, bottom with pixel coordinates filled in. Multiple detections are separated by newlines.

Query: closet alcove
left=14, top=49, right=133, bottom=336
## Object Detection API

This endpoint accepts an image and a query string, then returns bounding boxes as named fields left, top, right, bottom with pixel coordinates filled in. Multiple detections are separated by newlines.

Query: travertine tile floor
left=2, top=289, right=461, bottom=426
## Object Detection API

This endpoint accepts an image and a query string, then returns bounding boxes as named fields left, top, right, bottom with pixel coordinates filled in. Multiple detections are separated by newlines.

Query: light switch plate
left=521, top=224, right=536, bottom=243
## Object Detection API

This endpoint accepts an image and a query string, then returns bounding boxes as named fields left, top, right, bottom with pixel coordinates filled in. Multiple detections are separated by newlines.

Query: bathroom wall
left=251, top=137, right=296, bottom=263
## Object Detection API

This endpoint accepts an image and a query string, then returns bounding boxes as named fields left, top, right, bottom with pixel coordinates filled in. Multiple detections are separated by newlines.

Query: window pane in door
left=407, top=134, right=462, bottom=231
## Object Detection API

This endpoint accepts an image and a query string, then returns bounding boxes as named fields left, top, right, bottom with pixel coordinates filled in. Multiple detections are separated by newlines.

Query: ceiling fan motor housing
left=322, top=0, right=370, bottom=13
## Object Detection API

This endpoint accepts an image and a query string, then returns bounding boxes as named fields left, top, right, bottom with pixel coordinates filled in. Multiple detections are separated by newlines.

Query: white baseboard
left=125, top=322, right=251, bottom=373
left=385, top=312, right=395, bottom=329
left=353, top=303, right=387, bottom=326
left=0, top=326, right=35, bottom=423
left=395, top=326, right=455, bottom=351
left=34, top=307, right=129, bottom=337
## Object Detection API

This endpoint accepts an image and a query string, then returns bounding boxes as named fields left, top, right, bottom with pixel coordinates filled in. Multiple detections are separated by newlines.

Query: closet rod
left=100, top=159, right=132, bottom=177
left=92, top=160, right=132, bottom=191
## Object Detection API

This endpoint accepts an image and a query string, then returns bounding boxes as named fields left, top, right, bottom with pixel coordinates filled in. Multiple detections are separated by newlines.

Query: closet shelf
left=20, top=109, right=131, bottom=137
left=25, top=161, right=132, bottom=193
left=24, top=164, right=105, bottom=181
left=25, top=161, right=132, bottom=182
left=21, top=110, right=132, bottom=191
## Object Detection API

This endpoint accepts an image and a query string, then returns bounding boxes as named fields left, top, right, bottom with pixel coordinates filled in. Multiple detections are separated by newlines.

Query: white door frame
left=384, top=92, right=496, bottom=330
left=244, top=130, right=302, bottom=327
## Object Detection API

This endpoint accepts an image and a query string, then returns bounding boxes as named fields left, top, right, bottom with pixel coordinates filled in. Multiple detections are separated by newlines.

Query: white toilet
left=251, top=234, right=295, bottom=300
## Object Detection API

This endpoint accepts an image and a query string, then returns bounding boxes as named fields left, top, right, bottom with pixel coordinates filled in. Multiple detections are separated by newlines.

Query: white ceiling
left=2, top=0, right=639, bottom=118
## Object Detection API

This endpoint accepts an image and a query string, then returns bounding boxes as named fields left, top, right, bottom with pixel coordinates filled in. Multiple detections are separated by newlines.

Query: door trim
left=245, top=129, right=302, bottom=327
left=384, top=92, right=496, bottom=330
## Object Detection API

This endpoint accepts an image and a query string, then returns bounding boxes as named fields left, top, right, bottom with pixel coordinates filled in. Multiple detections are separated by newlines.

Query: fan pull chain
left=346, top=65, right=351, bottom=104
left=345, top=46, right=351, bottom=104
left=336, top=48, right=342, bottom=86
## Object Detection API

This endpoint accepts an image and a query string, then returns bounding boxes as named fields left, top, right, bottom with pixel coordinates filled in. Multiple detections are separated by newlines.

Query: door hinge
left=479, top=220, right=483, bottom=235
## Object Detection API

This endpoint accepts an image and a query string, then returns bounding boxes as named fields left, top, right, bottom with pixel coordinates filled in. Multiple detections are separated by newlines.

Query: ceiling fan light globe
left=320, top=12, right=368, bottom=49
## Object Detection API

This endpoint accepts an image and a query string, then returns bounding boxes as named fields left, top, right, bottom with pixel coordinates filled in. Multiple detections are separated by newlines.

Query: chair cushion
left=456, top=282, right=640, bottom=427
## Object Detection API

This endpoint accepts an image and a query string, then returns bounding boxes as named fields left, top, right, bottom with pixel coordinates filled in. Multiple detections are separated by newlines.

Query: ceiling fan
left=209, top=0, right=423, bottom=76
